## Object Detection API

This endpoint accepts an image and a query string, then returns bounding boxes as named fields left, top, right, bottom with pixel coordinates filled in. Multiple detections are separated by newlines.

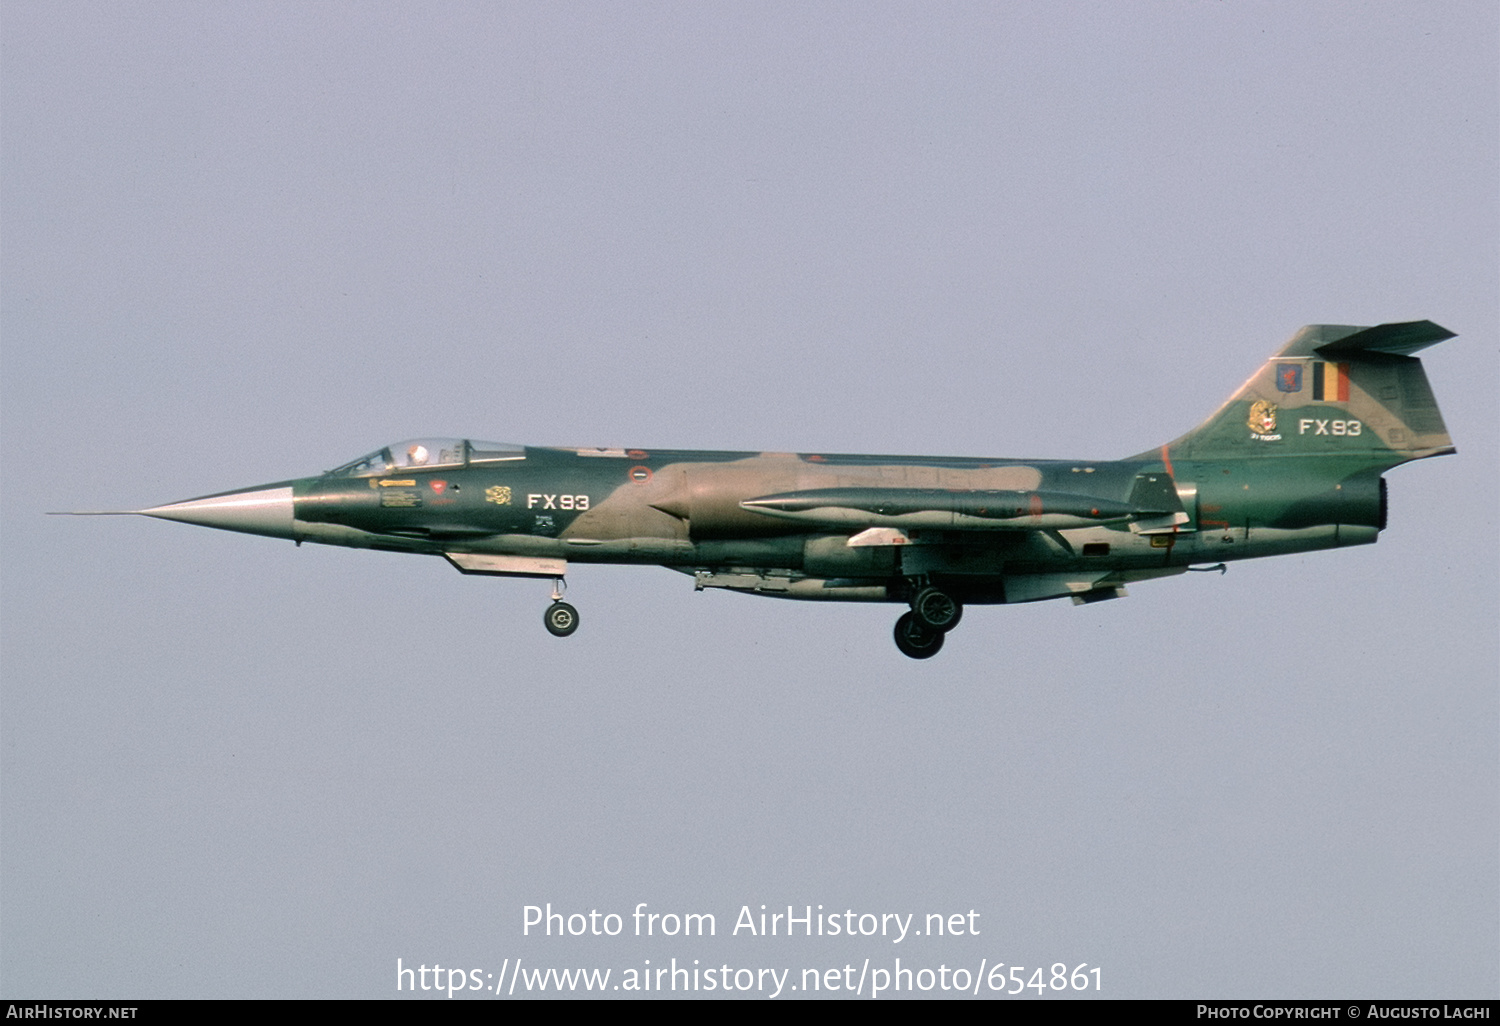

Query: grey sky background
left=3, top=1, right=1495, bottom=999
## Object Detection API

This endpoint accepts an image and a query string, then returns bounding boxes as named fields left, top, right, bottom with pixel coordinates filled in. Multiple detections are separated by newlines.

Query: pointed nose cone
left=140, top=483, right=297, bottom=539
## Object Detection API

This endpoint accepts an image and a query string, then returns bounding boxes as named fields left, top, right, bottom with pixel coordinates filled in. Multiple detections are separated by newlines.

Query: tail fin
left=1151, top=320, right=1456, bottom=464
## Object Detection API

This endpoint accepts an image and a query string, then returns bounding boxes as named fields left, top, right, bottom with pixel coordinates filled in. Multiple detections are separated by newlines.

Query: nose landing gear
left=544, top=601, right=579, bottom=637
left=543, top=577, right=579, bottom=637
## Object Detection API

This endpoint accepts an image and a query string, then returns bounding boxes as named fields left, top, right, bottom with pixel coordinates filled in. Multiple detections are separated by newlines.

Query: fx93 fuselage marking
left=527, top=493, right=590, bottom=510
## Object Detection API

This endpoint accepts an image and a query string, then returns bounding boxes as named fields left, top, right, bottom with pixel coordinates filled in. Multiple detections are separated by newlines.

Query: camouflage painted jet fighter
left=65, top=321, right=1454, bottom=657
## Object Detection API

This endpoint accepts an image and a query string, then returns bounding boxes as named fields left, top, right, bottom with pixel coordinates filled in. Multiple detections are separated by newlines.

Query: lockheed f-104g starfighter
left=61, top=320, right=1455, bottom=658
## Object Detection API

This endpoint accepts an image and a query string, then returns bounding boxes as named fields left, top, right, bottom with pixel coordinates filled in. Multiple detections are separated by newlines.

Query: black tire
left=911, top=586, right=962, bottom=632
left=893, top=611, right=944, bottom=659
left=544, top=601, right=580, bottom=637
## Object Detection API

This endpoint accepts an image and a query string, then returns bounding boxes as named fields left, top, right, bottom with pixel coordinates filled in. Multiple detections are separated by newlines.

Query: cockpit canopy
left=330, top=438, right=524, bottom=477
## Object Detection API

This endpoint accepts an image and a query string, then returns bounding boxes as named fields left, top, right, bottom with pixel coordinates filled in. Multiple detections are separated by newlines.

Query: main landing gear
left=543, top=577, right=579, bottom=638
left=893, top=584, right=963, bottom=659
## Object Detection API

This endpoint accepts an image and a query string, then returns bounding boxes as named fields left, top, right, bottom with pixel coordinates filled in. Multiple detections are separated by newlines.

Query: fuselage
left=205, top=440, right=1390, bottom=606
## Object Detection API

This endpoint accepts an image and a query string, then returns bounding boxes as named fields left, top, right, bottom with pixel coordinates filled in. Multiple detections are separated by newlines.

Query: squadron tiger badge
left=1247, top=399, right=1281, bottom=441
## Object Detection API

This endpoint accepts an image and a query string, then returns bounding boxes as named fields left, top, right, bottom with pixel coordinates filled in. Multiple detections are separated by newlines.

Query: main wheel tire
left=544, top=601, right=580, bottom=637
left=893, top=611, right=944, bottom=659
left=911, top=586, right=962, bottom=632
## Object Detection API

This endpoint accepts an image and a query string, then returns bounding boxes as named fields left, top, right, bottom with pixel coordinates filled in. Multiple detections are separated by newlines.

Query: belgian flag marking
left=1311, top=362, right=1349, bottom=402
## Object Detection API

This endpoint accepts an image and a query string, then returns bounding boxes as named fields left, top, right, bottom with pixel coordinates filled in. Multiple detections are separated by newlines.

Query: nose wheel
left=544, top=601, right=579, bottom=637
left=543, top=577, right=579, bottom=637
